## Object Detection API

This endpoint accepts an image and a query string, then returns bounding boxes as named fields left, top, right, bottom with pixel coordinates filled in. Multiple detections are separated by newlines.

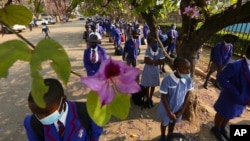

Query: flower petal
left=98, top=81, right=115, bottom=105
left=81, top=76, right=105, bottom=91
left=115, top=78, right=141, bottom=94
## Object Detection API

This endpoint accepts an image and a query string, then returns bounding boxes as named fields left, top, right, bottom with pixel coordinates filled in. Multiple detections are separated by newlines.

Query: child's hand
left=169, top=112, right=177, bottom=120
left=175, top=110, right=182, bottom=118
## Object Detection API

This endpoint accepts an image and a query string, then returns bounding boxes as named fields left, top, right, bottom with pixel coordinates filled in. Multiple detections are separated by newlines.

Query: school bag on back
left=114, top=45, right=123, bottom=56
left=131, top=85, right=146, bottom=106
left=30, top=102, right=91, bottom=141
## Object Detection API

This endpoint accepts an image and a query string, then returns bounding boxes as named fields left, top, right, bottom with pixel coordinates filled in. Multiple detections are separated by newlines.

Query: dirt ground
left=0, top=20, right=249, bottom=141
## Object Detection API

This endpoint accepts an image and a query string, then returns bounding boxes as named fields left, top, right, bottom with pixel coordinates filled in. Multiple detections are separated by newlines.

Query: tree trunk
left=182, top=90, right=198, bottom=122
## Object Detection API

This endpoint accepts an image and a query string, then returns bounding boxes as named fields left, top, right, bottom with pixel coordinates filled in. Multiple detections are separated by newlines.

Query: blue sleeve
left=160, top=76, right=170, bottom=94
left=101, top=48, right=107, bottom=60
left=24, top=115, right=41, bottom=141
left=217, top=62, right=248, bottom=105
left=90, top=119, right=103, bottom=141
left=83, top=50, right=92, bottom=76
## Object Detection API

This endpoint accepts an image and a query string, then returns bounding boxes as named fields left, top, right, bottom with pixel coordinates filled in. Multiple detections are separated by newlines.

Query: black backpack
left=30, top=102, right=91, bottom=141
left=114, top=45, right=123, bottom=56
left=131, top=85, right=146, bottom=106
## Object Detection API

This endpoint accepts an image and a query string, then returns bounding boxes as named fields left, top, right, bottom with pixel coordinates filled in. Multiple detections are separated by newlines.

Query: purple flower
left=81, top=58, right=141, bottom=106
left=183, top=5, right=200, bottom=19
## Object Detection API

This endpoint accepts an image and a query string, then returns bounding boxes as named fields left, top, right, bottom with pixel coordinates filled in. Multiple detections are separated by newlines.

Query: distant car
left=79, top=16, right=85, bottom=20
left=48, top=18, right=56, bottom=24
left=12, top=24, right=26, bottom=32
left=35, top=19, right=48, bottom=26
left=44, top=17, right=56, bottom=24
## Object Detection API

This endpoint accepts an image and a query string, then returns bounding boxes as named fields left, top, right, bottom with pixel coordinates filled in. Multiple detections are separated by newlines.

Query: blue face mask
left=151, top=43, right=159, bottom=51
left=38, top=97, right=64, bottom=125
left=179, top=73, right=191, bottom=79
left=177, top=69, right=190, bottom=79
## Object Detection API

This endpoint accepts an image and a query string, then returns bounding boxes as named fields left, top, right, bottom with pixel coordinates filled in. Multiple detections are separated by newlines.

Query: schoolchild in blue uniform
left=24, top=78, right=103, bottom=141
left=211, top=45, right=250, bottom=141
left=83, top=34, right=107, bottom=76
left=157, top=57, right=193, bottom=141
left=113, top=23, right=122, bottom=48
left=140, top=35, right=165, bottom=108
left=166, top=24, right=178, bottom=56
left=122, top=29, right=140, bottom=67
left=143, top=22, right=149, bottom=39
left=203, top=34, right=235, bottom=89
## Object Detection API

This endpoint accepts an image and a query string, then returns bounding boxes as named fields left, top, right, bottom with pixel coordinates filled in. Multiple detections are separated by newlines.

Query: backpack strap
left=30, top=114, right=44, bottom=141
left=75, top=102, right=92, bottom=139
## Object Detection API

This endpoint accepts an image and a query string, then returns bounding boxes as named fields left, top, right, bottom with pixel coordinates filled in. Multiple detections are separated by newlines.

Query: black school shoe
left=142, top=99, right=154, bottom=109
left=221, top=129, right=230, bottom=140
left=211, top=127, right=227, bottom=141
left=158, top=135, right=166, bottom=141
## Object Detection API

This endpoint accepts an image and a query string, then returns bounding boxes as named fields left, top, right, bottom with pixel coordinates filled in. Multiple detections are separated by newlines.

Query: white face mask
left=38, top=97, right=64, bottom=125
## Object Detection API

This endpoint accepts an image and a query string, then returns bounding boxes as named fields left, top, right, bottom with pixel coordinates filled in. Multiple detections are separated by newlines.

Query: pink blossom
left=183, top=5, right=200, bottom=19
left=81, top=58, right=141, bottom=106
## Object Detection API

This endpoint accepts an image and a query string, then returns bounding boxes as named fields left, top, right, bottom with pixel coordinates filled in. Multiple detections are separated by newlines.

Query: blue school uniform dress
left=141, top=46, right=165, bottom=87
left=24, top=101, right=103, bottom=141
left=157, top=73, right=193, bottom=126
left=214, top=58, right=250, bottom=119
left=83, top=45, right=107, bottom=76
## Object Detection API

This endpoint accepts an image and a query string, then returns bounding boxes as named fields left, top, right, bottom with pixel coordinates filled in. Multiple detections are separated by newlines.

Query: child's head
left=132, top=29, right=140, bottom=39
left=173, top=57, right=191, bottom=79
left=147, top=34, right=158, bottom=51
left=28, top=78, right=66, bottom=125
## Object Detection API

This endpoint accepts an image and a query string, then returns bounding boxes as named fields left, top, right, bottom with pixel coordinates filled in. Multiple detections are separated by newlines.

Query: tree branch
left=4, top=0, right=12, bottom=7
left=101, top=0, right=112, bottom=7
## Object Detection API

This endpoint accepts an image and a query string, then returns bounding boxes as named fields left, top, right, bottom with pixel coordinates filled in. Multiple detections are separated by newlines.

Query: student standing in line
left=157, top=57, right=193, bottom=141
left=83, top=34, right=107, bottom=76
left=122, top=29, right=140, bottom=67
left=140, top=35, right=165, bottom=108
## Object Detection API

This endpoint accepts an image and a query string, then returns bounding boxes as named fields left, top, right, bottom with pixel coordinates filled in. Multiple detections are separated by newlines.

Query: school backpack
left=141, top=37, right=146, bottom=45
left=131, top=85, right=146, bottom=106
left=114, top=45, right=123, bottom=56
left=30, top=102, right=91, bottom=141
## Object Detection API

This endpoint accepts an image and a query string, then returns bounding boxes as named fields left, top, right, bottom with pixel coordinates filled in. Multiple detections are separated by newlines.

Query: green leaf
left=0, top=40, right=31, bottom=77
left=30, top=39, right=71, bottom=108
left=86, top=91, right=111, bottom=126
left=109, top=93, right=131, bottom=120
left=31, top=74, right=48, bottom=108
left=0, top=5, right=33, bottom=26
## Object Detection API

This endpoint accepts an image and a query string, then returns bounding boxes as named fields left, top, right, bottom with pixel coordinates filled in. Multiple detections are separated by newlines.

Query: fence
left=206, top=23, right=250, bottom=57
